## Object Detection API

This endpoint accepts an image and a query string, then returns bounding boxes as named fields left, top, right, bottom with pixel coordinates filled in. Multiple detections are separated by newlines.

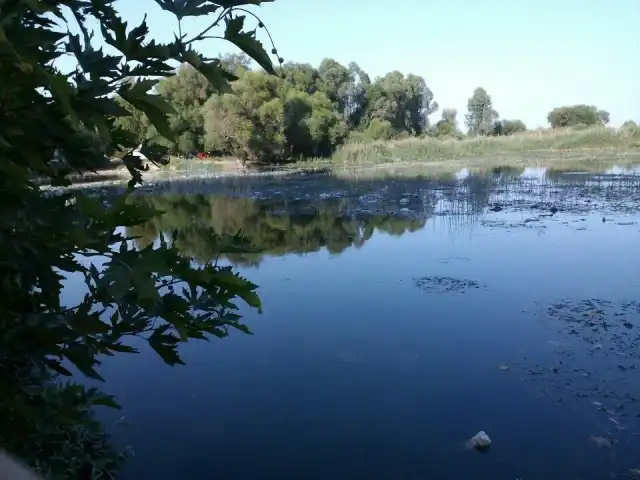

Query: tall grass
left=329, top=126, right=640, bottom=166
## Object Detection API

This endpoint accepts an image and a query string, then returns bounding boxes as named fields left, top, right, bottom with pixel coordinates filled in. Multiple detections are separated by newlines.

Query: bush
left=494, top=119, right=527, bottom=136
left=365, top=119, right=395, bottom=141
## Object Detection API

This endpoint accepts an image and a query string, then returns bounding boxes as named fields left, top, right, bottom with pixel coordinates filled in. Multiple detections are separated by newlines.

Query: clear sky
left=92, top=0, right=639, bottom=128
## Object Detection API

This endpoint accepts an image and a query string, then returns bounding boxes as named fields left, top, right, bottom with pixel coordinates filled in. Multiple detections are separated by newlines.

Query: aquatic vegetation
left=413, top=276, right=485, bottom=294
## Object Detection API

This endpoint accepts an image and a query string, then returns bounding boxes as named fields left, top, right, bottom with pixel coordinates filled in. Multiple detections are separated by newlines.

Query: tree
left=202, top=69, right=348, bottom=162
left=364, top=71, right=437, bottom=135
left=597, top=110, right=610, bottom=125
left=493, top=119, right=527, bottom=136
left=432, top=108, right=459, bottom=136
left=281, top=62, right=320, bottom=95
left=317, top=58, right=352, bottom=116
left=0, top=0, right=281, bottom=477
left=465, top=87, right=499, bottom=136
left=344, top=62, right=371, bottom=127
left=547, top=105, right=603, bottom=128
left=441, top=108, right=458, bottom=124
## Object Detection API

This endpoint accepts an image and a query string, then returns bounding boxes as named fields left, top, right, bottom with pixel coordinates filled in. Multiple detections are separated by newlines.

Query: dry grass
left=325, top=126, right=640, bottom=167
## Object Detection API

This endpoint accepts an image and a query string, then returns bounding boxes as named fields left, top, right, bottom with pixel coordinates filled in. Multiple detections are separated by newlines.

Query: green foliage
left=115, top=56, right=438, bottom=161
left=465, top=87, right=499, bottom=136
left=202, top=69, right=349, bottom=162
left=0, top=0, right=280, bottom=476
left=547, top=105, right=604, bottom=128
left=364, top=118, right=395, bottom=141
left=364, top=71, right=437, bottom=135
left=597, top=110, right=610, bottom=125
left=432, top=109, right=460, bottom=138
left=493, top=119, right=527, bottom=136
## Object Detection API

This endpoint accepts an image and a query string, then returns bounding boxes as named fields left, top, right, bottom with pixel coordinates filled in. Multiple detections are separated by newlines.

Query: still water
left=87, top=164, right=640, bottom=479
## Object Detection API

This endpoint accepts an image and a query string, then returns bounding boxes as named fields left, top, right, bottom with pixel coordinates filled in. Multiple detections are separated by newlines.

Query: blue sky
left=84, top=0, right=638, bottom=128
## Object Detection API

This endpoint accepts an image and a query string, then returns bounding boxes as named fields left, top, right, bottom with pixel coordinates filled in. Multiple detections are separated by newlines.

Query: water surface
left=82, top=164, right=640, bottom=479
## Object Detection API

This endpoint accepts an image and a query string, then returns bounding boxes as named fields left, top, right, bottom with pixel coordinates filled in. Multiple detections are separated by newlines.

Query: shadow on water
left=90, top=163, right=640, bottom=480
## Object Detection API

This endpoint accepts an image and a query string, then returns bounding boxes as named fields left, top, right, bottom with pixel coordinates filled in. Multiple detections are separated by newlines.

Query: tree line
left=115, top=57, right=620, bottom=164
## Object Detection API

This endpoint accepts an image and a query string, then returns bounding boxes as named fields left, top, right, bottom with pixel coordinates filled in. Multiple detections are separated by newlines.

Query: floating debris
left=501, top=297, right=640, bottom=459
left=465, top=431, right=492, bottom=450
left=626, top=468, right=640, bottom=479
left=413, top=276, right=486, bottom=294
left=588, top=435, right=612, bottom=448
left=481, top=219, right=547, bottom=230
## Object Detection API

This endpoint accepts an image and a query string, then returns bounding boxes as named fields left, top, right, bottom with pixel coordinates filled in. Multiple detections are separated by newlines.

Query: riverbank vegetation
left=114, top=58, right=640, bottom=165
left=330, top=124, right=640, bottom=166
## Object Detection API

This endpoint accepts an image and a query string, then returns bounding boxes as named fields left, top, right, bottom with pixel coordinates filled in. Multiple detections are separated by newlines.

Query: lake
left=81, top=162, right=640, bottom=479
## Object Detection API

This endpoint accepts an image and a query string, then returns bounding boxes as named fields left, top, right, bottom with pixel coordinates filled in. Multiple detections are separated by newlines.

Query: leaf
left=70, top=313, right=111, bottom=335
left=139, top=143, right=170, bottom=165
left=133, top=273, right=162, bottom=306
left=148, top=331, right=184, bottom=366
left=81, top=97, right=132, bottom=118
left=107, top=343, right=138, bottom=354
left=127, top=14, right=149, bottom=48
left=119, top=80, right=176, bottom=141
left=218, top=0, right=274, bottom=6
left=91, top=393, right=122, bottom=409
left=66, top=351, right=105, bottom=381
left=74, top=194, right=106, bottom=219
left=43, top=358, right=73, bottom=376
left=154, top=0, right=220, bottom=19
left=122, top=79, right=174, bottom=114
left=234, top=323, right=252, bottom=334
left=181, top=50, right=237, bottom=94
left=239, top=290, right=262, bottom=312
left=224, top=16, right=276, bottom=75
left=46, top=72, right=80, bottom=126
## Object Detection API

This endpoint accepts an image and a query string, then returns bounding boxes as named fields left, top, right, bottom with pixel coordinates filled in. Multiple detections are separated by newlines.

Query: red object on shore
left=196, top=152, right=207, bottom=159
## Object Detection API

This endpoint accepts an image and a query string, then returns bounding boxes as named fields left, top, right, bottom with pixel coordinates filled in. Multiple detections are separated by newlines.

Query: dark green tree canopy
left=493, top=119, right=527, bottom=136
left=116, top=56, right=441, bottom=161
left=547, top=105, right=606, bottom=128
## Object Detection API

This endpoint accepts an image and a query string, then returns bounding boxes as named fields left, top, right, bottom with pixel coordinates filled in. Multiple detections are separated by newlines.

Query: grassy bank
left=327, top=126, right=640, bottom=166
left=52, top=126, right=640, bottom=189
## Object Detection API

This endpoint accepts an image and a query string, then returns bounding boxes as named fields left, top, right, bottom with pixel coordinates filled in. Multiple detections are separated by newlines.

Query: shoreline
left=41, top=149, right=640, bottom=192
